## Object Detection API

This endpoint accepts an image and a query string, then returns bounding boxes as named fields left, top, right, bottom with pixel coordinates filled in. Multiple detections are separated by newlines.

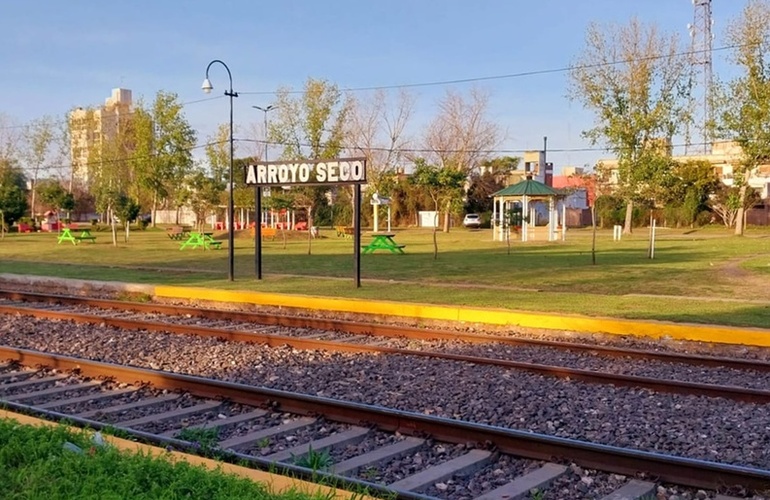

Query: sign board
left=246, top=158, right=366, bottom=186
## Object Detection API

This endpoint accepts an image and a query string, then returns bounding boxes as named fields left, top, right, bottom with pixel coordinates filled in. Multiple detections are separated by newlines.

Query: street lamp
left=251, top=104, right=277, bottom=279
left=202, top=59, right=238, bottom=281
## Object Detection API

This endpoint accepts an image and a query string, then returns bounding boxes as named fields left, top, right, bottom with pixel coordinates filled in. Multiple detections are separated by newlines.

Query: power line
left=0, top=95, right=224, bottom=131
left=239, top=44, right=742, bottom=96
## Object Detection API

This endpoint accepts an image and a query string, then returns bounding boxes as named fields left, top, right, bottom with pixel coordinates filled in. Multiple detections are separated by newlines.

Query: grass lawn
left=1, top=224, right=769, bottom=328
left=0, top=417, right=335, bottom=500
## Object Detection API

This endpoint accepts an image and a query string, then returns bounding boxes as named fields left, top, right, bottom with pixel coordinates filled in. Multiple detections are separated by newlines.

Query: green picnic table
left=179, top=231, right=222, bottom=250
left=57, top=227, right=96, bottom=245
left=362, top=232, right=405, bottom=254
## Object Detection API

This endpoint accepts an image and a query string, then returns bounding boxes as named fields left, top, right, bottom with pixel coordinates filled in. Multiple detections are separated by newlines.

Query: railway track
left=1, top=349, right=767, bottom=499
left=3, top=290, right=770, bottom=404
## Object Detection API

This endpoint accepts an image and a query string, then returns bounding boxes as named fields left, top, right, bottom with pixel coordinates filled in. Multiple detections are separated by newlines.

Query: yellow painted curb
left=0, top=410, right=374, bottom=500
left=154, top=284, right=770, bottom=347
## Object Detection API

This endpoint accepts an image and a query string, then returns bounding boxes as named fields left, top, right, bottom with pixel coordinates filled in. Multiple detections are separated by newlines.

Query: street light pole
left=202, top=60, right=238, bottom=282
left=251, top=104, right=276, bottom=279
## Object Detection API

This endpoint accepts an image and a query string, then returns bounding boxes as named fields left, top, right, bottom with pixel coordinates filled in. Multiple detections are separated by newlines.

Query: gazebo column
left=492, top=197, right=498, bottom=241
left=522, top=195, right=529, bottom=242
left=548, top=197, right=556, bottom=241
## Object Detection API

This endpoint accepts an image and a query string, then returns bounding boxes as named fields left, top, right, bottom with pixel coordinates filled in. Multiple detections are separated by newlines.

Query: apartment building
left=69, top=88, right=133, bottom=185
left=598, top=140, right=770, bottom=199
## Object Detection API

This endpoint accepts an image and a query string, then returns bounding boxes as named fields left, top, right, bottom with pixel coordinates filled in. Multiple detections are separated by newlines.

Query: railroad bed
left=3, top=290, right=770, bottom=498
left=0, top=358, right=760, bottom=500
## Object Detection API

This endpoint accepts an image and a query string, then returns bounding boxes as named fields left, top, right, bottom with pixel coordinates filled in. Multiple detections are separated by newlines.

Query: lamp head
left=201, top=78, right=213, bottom=94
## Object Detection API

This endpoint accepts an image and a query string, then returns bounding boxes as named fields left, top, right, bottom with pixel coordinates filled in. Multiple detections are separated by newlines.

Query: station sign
left=245, top=158, right=366, bottom=186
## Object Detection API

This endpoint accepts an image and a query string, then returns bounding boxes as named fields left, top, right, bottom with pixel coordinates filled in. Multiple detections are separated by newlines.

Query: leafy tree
left=270, top=78, right=351, bottom=254
left=132, top=91, right=197, bottom=227
left=409, top=158, right=466, bottom=259
left=113, top=193, right=141, bottom=242
left=465, top=171, right=505, bottom=215
left=37, top=180, right=75, bottom=232
left=712, top=0, right=770, bottom=235
left=709, top=184, right=760, bottom=228
left=660, top=160, right=720, bottom=227
left=183, top=167, right=221, bottom=232
left=0, top=160, right=27, bottom=226
left=570, top=18, right=690, bottom=235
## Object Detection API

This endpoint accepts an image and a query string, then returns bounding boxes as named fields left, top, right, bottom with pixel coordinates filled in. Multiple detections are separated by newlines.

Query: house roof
left=492, top=178, right=560, bottom=197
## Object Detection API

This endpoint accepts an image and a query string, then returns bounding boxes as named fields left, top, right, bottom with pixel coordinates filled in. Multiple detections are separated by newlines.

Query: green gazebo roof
left=492, top=178, right=560, bottom=197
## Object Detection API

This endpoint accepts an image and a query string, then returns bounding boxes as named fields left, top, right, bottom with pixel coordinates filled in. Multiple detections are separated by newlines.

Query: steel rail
left=2, top=289, right=769, bottom=373
left=2, top=301, right=770, bottom=404
left=2, top=346, right=770, bottom=492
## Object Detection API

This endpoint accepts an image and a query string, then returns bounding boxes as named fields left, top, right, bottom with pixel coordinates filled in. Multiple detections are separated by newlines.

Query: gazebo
left=491, top=177, right=566, bottom=242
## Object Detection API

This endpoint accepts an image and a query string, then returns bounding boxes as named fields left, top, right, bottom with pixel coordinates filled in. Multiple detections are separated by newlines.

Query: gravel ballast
left=2, top=315, right=770, bottom=472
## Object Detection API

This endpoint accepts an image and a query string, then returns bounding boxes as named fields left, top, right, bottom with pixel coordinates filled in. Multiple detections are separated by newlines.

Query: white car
left=463, top=213, right=481, bottom=228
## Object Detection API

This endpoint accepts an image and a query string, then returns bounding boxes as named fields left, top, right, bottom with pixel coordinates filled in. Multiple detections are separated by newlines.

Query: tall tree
left=21, top=115, right=57, bottom=220
left=423, top=88, right=501, bottom=232
left=347, top=89, right=414, bottom=194
left=713, top=0, right=770, bottom=235
left=132, top=91, right=197, bottom=227
left=270, top=78, right=351, bottom=254
left=570, top=18, right=690, bottom=234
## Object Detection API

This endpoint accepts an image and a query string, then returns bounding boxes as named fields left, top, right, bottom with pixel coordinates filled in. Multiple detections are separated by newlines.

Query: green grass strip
left=0, top=418, right=333, bottom=500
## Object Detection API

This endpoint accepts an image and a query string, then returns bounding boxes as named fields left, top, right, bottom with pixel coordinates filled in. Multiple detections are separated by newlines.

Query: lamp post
left=202, top=60, right=238, bottom=281
left=251, top=104, right=277, bottom=279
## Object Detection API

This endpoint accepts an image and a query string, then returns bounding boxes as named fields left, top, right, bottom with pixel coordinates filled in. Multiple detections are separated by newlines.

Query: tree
left=113, top=193, right=141, bottom=242
left=132, top=91, right=197, bottom=227
left=712, top=0, right=770, bottom=235
left=37, top=179, right=75, bottom=232
left=183, top=167, right=221, bottom=232
left=570, top=18, right=690, bottom=235
left=423, top=88, right=501, bottom=232
left=0, top=160, right=28, bottom=226
left=21, top=115, right=57, bottom=220
left=410, top=158, right=466, bottom=259
left=709, top=184, right=760, bottom=228
left=347, top=89, right=414, bottom=193
left=270, top=78, right=351, bottom=254
left=464, top=171, right=505, bottom=215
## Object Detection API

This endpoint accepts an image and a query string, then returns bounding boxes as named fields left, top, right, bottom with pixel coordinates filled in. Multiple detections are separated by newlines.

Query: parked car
left=463, top=213, right=481, bottom=228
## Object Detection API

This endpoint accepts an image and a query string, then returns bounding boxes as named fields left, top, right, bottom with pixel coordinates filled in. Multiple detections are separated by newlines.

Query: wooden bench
left=249, top=226, right=277, bottom=240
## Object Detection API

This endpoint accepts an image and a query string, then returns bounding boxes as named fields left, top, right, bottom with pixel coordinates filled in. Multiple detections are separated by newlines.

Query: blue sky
left=1, top=1, right=749, bottom=173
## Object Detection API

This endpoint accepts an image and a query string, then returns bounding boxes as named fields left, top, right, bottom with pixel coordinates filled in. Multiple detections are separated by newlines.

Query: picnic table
left=57, top=227, right=97, bottom=245
left=179, top=231, right=222, bottom=250
left=362, top=232, right=405, bottom=254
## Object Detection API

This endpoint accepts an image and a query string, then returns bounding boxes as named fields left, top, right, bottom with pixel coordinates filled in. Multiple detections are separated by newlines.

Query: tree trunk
left=306, top=205, right=313, bottom=255
left=30, top=179, right=37, bottom=222
left=734, top=172, right=750, bottom=236
left=433, top=202, right=439, bottom=259
left=442, top=209, right=450, bottom=233
left=151, top=192, right=158, bottom=228
left=623, top=199, right=634, bottom=234
left=591, top=204, right=597, bottom=265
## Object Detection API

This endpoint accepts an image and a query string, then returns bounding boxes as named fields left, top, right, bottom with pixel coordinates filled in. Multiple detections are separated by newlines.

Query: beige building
left=598, top=140, right=770, bottom=199
left=70, top=88, right=133, bottom=185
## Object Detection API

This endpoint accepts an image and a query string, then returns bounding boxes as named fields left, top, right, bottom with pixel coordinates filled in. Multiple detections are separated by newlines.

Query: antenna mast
left=687, top=0, right=714, bottom=155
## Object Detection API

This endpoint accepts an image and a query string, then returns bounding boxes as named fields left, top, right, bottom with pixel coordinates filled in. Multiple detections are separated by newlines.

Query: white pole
left=650, top=219, right=657, bottom=259
left=561, top=201, right=567, bottom=241
left=548, top=197, right=555, bottom=241
left=373, top=204, right=379, bottom=232
left=492, top=197, right=497, bottom=241
left=387, top=206, right=391, bottom=232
